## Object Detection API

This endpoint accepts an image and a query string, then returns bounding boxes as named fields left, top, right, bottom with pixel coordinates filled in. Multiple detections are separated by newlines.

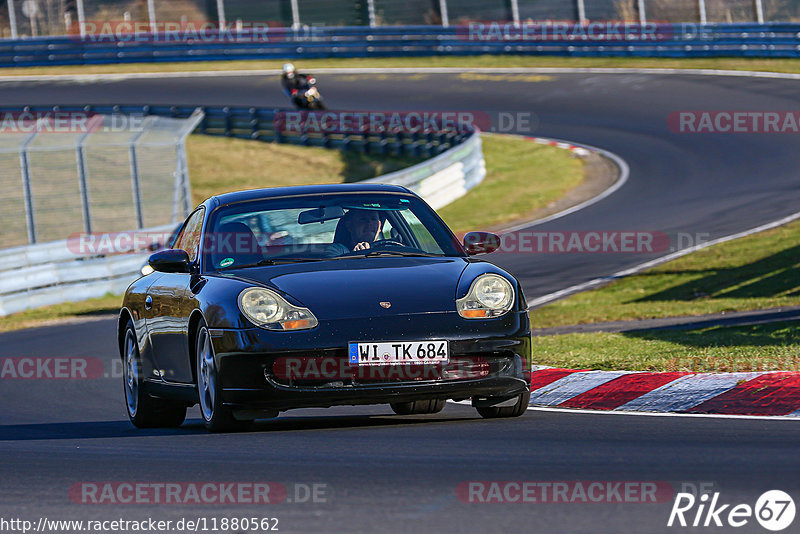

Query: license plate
left=348, top=341, right=449, bottom=366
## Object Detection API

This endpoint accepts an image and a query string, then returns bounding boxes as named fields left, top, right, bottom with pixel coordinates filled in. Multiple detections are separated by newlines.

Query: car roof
left=205, top=183, right=415, bottom=208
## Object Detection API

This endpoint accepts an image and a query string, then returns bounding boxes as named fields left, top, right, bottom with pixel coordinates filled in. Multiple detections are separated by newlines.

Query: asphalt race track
left=1, top=71, right=800, bottom=533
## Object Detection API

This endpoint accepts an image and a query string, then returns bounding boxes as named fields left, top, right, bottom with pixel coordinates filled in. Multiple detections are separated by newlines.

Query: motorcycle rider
left=281, top=63, right=316, bottom=107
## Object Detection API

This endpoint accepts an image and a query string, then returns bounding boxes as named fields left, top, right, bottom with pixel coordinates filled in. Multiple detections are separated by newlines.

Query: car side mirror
left=463, top=232, right=501, bottom=255
left=148, top=249, right=191, bottom=273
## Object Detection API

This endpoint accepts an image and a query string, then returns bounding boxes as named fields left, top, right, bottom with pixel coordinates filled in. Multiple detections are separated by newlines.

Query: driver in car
left=340, top=209, right=383, bottom=251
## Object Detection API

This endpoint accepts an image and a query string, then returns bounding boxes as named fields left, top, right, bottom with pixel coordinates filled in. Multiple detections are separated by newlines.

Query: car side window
left=381, top=217, right=394, bottom=240
left=174, top=208, right=205, bottom=263
left=399, top=210, right=441, bottom=253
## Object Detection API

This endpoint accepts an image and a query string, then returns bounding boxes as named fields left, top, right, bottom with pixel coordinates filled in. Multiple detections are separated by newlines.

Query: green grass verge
left=3, top=133, right=583, bottom=331
left=6, top=56, right=800, bottom=76
left=531, top=321, right=800, bottom=372
left=186, top=134, right=422, bottom=204
left=0, top=293, right=123, bottom=333
left=437, top=135, right=583, bottom=233
left=532, top=218, right=800, bottom=329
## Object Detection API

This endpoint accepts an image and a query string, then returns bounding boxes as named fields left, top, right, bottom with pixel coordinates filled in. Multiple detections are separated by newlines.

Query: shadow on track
left=0, top=412, right=482, bottom=441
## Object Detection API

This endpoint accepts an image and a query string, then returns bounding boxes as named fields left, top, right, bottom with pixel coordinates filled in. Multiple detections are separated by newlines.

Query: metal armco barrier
left=369, top=132, right=485, bottom=210
left=0, top=105, right=485, bottom=317
left=0, top=223, right=177, bottom=317
left=1, top=23, right=800, bottom=64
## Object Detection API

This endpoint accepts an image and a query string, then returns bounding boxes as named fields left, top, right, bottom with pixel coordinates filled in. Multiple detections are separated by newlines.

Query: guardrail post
left=129, top=130, right=146, bottom=230
left=147, top=0, right=157, bottom=34
left=172, top=145, right=182, bottom=223
left=7, top=0, right=18, bottom=39
left=510, top=0, right=520, bottom=25
left=19, top=132, right=37, bottom=244
left=439, top=0, right=450, bottom=27
left=290, top=0, right=301, bottom=30
left=76, top=132, right=93, bottom=234
left=171, top=143, right=192, bottom=221
left=637, top=0, right=646, bottom=24
left=216, top=0, right=226, bottom=28
left=223, top=107, right=231, bottom=136
left=754, top=0, right=764, bottom=22
left=698, top=0, right=707, bottom=23
left=76, top=0, right=85, bottom=38
left=367, top=0, right=377, bottom=27
left=576, top=0, right=586, bottom=24
left=174, top=108, right=202, bottom=218
left=179, top=143, right=191, bottom=216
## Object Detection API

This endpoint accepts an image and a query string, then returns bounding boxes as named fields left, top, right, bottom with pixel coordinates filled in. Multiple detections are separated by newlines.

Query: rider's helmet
left=283, top=63, right=296, bottom=78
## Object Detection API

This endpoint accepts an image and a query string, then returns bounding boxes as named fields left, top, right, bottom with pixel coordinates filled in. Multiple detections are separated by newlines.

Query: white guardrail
left=0, top=131, right=486, bottom=317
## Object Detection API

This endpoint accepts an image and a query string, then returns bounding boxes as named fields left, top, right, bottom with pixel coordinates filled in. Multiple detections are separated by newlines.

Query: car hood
left=221, top=257, right=469, bottom=320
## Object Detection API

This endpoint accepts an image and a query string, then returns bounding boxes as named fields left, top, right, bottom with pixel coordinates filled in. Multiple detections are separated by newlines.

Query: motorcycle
left=289, top=76, right=327, bottom=110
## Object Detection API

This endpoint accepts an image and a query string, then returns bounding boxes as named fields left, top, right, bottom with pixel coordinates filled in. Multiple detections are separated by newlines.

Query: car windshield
left=203, top=193, right=464, bottom=271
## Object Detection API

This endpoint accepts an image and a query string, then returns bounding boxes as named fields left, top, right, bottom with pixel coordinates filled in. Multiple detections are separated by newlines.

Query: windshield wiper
left=217, top=257, right=327, bottom=271
left=361, top=250, right=444, bottom=258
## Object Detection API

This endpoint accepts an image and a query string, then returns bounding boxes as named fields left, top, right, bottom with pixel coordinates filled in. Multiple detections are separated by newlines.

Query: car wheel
left=122, top=321, right=186, bottom=428
left=390, top=399, right=446, bottom=415
left=196, top=321, right=252, bottom=432
left=475, top=391, right=531, bottom=419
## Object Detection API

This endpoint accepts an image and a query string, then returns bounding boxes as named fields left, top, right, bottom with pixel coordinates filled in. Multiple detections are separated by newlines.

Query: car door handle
left=145, top=295, right=153, bottom=310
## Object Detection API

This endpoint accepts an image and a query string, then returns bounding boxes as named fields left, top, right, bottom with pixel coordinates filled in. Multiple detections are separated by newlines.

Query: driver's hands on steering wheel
left=353, top=239, right=404, bottom=252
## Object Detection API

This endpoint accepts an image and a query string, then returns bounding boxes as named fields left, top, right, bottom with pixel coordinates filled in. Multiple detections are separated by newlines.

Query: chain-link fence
left=1, top=0, right=798, bottom=39
left=0, top=110, right=202, bottom=249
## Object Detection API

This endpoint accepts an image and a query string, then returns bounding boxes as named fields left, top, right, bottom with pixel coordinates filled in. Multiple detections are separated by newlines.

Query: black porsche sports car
left=119, top=184, right=531, bottom=431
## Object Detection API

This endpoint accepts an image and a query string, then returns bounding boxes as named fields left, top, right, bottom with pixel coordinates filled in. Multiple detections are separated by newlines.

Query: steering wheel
left=369, top=239, right=406, bottom=249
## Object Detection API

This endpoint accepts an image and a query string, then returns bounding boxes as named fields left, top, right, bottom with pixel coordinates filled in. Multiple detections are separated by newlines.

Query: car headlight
left=456, top=274, right=515, bottom=319
left=238, top=287, right=318, bottom=331
left=141, top=264, right=154, bottom=276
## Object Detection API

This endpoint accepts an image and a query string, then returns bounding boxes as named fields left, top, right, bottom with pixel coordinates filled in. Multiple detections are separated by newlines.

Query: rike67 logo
left=668, top=490, right=795, bottom=531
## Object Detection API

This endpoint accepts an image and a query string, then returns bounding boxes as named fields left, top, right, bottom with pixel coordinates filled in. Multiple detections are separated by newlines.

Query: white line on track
left=527, top=405, right=800, bottom=421
left=4, top=66, right=800, bottom=83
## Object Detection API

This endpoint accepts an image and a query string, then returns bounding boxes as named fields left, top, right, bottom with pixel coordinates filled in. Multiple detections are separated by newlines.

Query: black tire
left=196, top=321, right=252, bottom=432
left=122, top=321, right=186, bottom=428
left=476, top=391, right=531, bottom=419
left=390, top=399, right=446, bottom=415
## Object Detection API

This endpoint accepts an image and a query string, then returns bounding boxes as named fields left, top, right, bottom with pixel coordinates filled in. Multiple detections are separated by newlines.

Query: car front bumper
left=208, top=310, right=531, bottom=412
